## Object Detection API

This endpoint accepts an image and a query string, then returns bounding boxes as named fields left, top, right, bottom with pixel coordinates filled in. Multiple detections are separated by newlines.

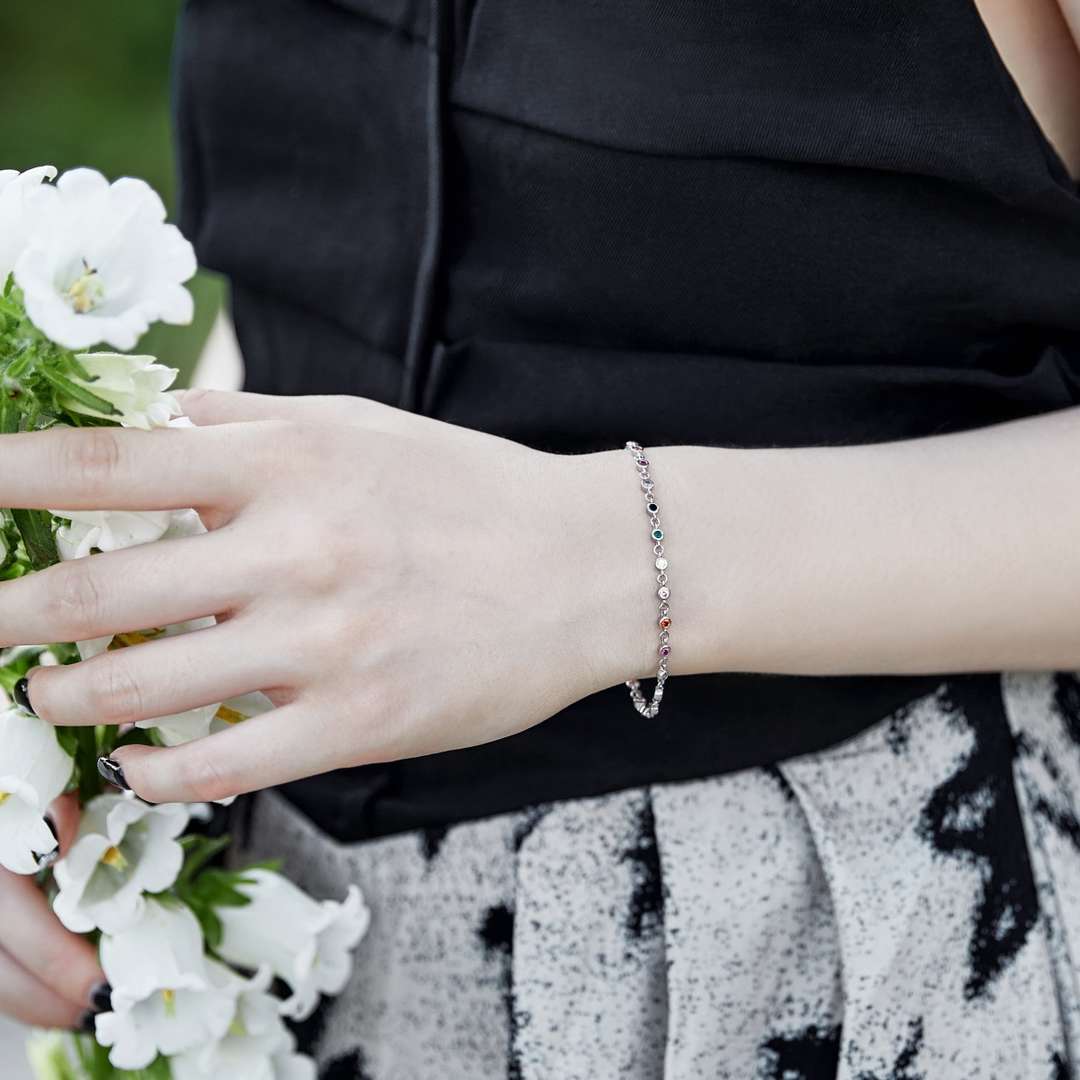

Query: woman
left=2, top=0, right=1080, bottom=1075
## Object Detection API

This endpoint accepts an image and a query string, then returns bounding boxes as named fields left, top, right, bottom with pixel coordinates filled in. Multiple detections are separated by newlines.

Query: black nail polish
left=12, top=676, right=34, bottom=715
left=88, top=982, right=112, bottom=1013
left=77, top=1008, right=97, bottom=1034
left=96, top=756, right=130, bottom=791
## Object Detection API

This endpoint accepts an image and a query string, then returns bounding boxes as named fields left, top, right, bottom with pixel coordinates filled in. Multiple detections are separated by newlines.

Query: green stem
left=70, top=725, right=102, bottom=802
left=0, top=383, right=60, bottom=570
left=11, top=507, right=58, bottom=569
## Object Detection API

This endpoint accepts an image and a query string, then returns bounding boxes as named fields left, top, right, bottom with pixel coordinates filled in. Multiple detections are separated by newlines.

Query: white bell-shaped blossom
left=14, top=168, right=195, bottom=351
left=215, top=869, right=370, bottom=1021
left=24, top=1029, right=80, bottom=1080
left=95, top=899, right=234, bottom=1071
left=170, top=963, right=316, bottom=1080
left=0, top=706, right=73, bottom=874
left=50, top=506, right=174, bottom=560
left=0, top=165, right=56, bottom=283
left=62, top=352, right=182, bottom=430
left=57, top=507, right=210, bottom=662
left=52, top=793, right=191, bottom=934
left=138, top=690, right=275, bottom=748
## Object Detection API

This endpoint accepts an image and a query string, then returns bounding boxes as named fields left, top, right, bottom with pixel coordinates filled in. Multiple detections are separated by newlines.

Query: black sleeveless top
left=174, top=0, right=1080, bottom=841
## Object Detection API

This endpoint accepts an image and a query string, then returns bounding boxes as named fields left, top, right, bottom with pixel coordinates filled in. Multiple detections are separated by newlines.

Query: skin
left=3, top=0, right=1080, bottom=1031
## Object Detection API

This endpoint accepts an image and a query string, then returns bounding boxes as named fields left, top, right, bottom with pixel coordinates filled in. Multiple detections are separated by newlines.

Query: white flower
left=50, top=507, right=174, bottom=560
left=56, top=508, right=211, bottom=662
left=52, top=793, right=191, bottom=934
left=24, top=1029, right=80, bottom=1080
left=63, top=352, right=181, bottom=430
left=14, top=167, right=196, bottom=351
left=215, top=869, right=370, bottom=1021
left=170, top=964, right=316, bottom=1080
left=0, top=707, right=73, bottom=874
left=95, top=899, right=234, bottom=1071
left=138, top=691, right=274, bottom=749
left=0, top=165, right=56, bottom=283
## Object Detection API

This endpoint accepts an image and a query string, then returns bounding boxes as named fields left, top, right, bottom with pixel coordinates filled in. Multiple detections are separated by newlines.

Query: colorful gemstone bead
left=659, top=645, right=671, bottom=657
left=652, top=529, right=664, bottom=540
left=659, top=616, right=672, bottom=629
left=646, top=502, right=658, bottom=514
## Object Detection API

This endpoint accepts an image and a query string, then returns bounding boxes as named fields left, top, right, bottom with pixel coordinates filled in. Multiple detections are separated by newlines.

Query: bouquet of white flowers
left=0, top=166, right=369, bottom=1080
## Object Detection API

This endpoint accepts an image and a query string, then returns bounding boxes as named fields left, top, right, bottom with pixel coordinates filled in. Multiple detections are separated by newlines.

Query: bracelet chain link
left=623, top=441, right=670, bottom=718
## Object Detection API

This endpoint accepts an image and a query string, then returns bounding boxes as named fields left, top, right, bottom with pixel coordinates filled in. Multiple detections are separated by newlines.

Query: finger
left=47, top=793, right=82, bottom=855
left=176, top=388, right=509, bottom=450
left=0, top=527, right=248, bottom=649
left=178, top=387, right=425, bottom=433
left=0, top=423, right=258, bottom=511
left=0, top=946, right=84, bottom=1030
left=27, top=618, right=281, bottom=729
left=110, top=701, right=342, bottom=804
left=0, top=869, right=104, bottom=1012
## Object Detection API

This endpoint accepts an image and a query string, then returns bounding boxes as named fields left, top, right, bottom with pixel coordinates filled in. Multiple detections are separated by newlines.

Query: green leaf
left=12, top=507, right=59, bottom=570
left=176, top=833, right=232, bottom=887
left=38, top=365, right=120, bottom=417
left=66, top=353, right=99, bottom=383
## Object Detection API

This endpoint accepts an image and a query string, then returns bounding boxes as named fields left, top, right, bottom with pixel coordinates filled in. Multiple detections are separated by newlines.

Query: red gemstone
left=659, top=617, right=671, bottom=629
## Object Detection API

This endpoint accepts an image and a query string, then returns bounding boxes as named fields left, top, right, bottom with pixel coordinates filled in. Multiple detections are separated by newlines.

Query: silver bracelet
left=624, top=441, right=670, bottom=718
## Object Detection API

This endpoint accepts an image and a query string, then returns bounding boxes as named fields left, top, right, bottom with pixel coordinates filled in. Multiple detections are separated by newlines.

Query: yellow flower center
left=0, top=792, right=9, bottom=806
left=65, top=262, right=104, bottom=315
left=100, top=846, right=128, bottom=871
left=214, top=704, right=248, bottom=725
left=161, top=989, right=176, bottom=1015
left=108, top=629, right=165, bottom=651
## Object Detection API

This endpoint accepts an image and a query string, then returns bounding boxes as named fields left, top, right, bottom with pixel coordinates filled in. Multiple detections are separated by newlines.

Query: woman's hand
left=4, top=392, right=652, bottom=804
left=0, top=795, right=106, bottom=1029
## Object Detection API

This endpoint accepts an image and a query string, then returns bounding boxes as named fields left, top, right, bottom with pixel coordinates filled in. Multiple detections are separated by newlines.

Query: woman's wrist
left=550, top=444, right=747, bottom=699
left=545, top=449, right=657, bottom=695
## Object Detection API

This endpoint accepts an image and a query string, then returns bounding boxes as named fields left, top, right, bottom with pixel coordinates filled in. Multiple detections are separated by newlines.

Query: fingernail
left=77, top=1009, right=97, bottom=1034
left=88, top=981, right=112, bottom=1013
left=97, top=756, right=130, bottom=791
left=12, top=675, right=35, bottom=715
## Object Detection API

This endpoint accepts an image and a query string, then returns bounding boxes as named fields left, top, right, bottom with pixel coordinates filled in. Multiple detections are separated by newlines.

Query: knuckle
left=86, top=657, right=144, bottom=722
left=49, top=565, right=107, bottom=638
left=176, top=752, right=234, bottom=804
left=176, top=386, right=215, bottom=417
left=55, top=427, right=123, bottom=497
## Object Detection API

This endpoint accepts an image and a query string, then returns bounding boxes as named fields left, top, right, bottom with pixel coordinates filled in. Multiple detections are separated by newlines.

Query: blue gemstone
left=652, top=529, right=664, bottom=540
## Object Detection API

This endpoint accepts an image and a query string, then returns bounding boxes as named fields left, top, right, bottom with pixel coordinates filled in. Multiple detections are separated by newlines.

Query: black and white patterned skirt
left=235, top=672, right=1080, bottom=1078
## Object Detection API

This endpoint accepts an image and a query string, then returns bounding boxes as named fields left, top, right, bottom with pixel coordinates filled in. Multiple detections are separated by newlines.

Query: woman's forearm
left=577, top=406, right=1080, bottom=684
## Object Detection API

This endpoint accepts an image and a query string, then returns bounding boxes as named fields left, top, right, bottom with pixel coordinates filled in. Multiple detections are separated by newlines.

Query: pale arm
left=590, top=407, right=1080, bottom=684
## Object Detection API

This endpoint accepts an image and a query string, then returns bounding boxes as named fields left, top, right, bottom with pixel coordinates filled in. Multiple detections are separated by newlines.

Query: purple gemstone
left=659, top=645, right=670, bottom=657
left=639, top=458, right=649, bottom=466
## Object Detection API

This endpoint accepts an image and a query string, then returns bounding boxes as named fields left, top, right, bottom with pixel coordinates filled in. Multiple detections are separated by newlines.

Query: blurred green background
left=1, top=1, right=221, bottom=386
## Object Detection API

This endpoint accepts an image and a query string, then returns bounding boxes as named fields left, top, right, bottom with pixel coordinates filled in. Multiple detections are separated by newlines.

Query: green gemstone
left=652, top=529, right=664, bottom=540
